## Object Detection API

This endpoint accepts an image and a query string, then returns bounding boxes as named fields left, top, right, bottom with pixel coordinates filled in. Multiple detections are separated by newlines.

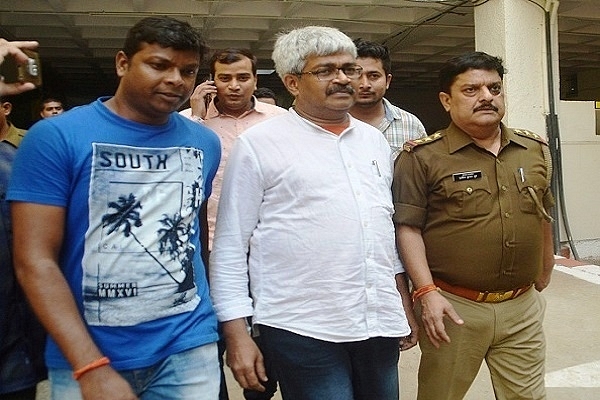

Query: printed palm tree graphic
left=157, top=213, right=188, bottom=260
left=102, top=193, right=182, bottom=284
left=158, top=213, right=196, bottom=293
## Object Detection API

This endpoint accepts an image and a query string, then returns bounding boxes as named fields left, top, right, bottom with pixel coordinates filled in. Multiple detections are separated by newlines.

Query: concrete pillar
left=474, top=0, right=564, bottom=251
left=474, top=0, right=560, bottom=138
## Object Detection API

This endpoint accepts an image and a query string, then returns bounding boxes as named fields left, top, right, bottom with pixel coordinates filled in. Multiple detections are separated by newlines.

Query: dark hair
left=41, top=97, right=62, bottom=106
left=254, top=87, right=276, bottom=101
left=122, top=16, right=207, bottom=60
left=42, top=97, right=62, bottom=104
left=39, top=97, right=64, bottom=113
left=353, top=38, right=391, bottom=75
left=210, top=48, right=257, bottom=76
left=439, top=51, right=505, bottom=93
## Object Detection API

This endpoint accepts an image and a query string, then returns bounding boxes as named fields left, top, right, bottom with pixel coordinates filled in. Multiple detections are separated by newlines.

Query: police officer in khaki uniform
left=393, top=51, right=555, bottom=400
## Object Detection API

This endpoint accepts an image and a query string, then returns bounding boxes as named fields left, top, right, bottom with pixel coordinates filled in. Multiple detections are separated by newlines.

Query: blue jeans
left=49, top=343, right=219, bottom=400
left=257, top=325, right=400, bottom=400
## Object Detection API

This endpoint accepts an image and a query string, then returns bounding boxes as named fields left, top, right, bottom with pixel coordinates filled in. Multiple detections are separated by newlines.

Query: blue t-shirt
left=7, top=98, right=221, bottom=370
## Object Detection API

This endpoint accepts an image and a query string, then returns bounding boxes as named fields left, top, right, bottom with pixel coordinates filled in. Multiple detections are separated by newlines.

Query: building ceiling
left=1, top=0, right=599, bottom=99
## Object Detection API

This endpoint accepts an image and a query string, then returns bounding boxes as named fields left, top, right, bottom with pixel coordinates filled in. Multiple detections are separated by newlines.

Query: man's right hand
left=223, top=319, right=267, bottom=392
left=0, top=38, right=39, bottom=96
left=79, top=365, right=138, bottom=400
left=419, top=290, right=464, bottom=348
left=189, top=80, right=217, bottom=119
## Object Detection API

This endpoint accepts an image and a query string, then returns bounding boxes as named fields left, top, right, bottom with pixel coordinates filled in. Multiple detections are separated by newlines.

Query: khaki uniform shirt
left=393, top=122, right=554, bottom=292
left=3, top=123, right=26, bottom=147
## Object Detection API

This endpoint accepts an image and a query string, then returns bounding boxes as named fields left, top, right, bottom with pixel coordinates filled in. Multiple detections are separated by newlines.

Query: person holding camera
left=0, top=39, right=39, bottom=97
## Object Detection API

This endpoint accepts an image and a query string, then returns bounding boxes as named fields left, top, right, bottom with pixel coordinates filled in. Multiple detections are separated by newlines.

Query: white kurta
left=210, top=109, right=410, bottom=342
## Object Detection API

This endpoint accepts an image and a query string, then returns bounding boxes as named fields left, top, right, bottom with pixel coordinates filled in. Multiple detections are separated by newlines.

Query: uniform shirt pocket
left=442, top=176, right=493, bottom=218
left=514, top=171, right=548, bottom=215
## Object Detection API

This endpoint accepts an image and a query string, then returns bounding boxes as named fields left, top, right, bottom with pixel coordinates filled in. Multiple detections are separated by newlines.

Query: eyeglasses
left=297, top=65, right=363, bottom=81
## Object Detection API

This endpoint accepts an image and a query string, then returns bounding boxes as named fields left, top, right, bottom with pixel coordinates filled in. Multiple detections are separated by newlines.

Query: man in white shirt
left=209, top=26, right=417, bottom=400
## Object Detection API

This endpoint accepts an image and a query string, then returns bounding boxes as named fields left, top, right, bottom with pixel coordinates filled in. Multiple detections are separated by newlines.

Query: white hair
left=271, top=26, right=357, bottom=80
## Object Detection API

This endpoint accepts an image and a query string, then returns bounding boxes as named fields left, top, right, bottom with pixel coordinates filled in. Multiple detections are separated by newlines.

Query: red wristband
left=412, top=284, right=439, bottom=302
left=72, top=356, right=110, bottom=380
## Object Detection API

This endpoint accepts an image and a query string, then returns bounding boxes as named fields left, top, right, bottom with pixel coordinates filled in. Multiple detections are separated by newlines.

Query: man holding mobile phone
left=180, top=49, right=286, bottom=250
left=179, top=48, right=286, bottom=400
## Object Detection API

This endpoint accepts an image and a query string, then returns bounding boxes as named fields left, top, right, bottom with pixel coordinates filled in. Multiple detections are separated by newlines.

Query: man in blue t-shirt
left=8, top=16, right=221, bottom=400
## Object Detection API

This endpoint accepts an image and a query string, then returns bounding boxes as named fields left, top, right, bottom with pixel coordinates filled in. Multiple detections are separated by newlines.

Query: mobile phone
left=204, top=73, right=213, bottom=109
left=0, top=50, right=42, bottom=87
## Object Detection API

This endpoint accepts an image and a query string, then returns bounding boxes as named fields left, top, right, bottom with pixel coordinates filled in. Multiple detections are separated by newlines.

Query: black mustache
left=474, top=104, right=498, bottom=112
left=327, top=85, right=355, bottom=95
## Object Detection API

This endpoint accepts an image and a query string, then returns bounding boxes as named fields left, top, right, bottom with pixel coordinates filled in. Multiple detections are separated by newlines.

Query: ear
left=283, top=74, right=300, bottom=97
left=114, top=50, right=130, bottom=78
left=386, top=73, right=392, bottom=90
left=439, top=91, right=451, bottom=112
left=1, top=102, right=12, bottom=116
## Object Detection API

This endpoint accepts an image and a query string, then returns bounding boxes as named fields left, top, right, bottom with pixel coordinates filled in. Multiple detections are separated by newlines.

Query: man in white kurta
left=210, top=26, right=416, bottom=400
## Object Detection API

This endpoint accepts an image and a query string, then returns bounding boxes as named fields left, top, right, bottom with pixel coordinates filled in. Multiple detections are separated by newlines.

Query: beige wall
left=558, top=100, right=600, bottom=241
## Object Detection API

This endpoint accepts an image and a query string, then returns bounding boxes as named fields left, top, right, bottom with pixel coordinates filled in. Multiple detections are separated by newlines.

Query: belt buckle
left=482, top=290, right=514, bottom=303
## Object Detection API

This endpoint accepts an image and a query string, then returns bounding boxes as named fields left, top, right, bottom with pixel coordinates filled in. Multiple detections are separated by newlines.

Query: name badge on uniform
left=452, top=170, right=482, bottom=181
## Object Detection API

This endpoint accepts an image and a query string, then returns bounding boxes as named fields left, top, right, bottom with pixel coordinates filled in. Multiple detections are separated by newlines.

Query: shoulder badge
left=513, top=129, right=548, bottom=145
left=403, top=131, right=443, bottom=153
left=513, top=128, right=553, bottom=188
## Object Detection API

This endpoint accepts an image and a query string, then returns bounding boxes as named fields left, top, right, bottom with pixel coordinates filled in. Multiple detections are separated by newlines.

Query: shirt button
left=501, top=185, right=507, bottom=191
left=504, top=212, right=510, bottom=218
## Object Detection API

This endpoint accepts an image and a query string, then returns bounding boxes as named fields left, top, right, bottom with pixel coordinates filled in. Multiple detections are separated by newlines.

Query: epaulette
left=513, top=129, right=548, bottom=145
left=514, top=128, right=553, bottom=192
left=403, top=132, right=443, bottom=153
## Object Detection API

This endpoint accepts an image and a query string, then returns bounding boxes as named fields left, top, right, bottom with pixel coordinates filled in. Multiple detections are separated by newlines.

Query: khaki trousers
left=415, top=287, right=547, bottom=400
